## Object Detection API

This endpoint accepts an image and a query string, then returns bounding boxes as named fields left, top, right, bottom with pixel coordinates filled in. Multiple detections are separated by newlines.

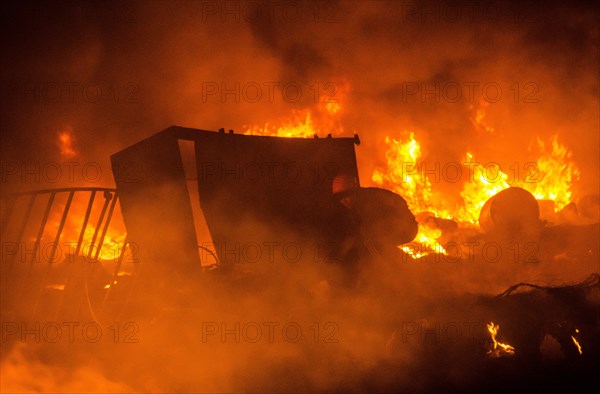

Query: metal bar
left=7, top=187, right=117, bottom=197
left=75, top=191, right=96, bottom=257
left=93, top=193, right=118, bottom=261
left=34, top=190, right=74, bottom=319
left=53, top=190, right=95, bottom=320
left=77, top=191, right=113, bottom=319
left=29, top=192, right=56, bottom=266
left=88, top=191, right=112, bottom=259
left=49, top=191, right=75, bottom=263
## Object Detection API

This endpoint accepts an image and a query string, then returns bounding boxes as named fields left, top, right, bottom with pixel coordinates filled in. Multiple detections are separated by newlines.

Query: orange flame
left=243, top=81, right=351, bottom=138
left=371, top=132, right=450, bottom=255
left=517, top=135, right=580, bottom=211
left=372, top=132, right=580, bottom=232
left=457, top=152, right=510, bottom=224
left=35, top=194, right=127, bottom=264
left=244, top=110, right=319, bottom=138
left=486, top=321, right=515, bottom=358
left=372, top=133, right=436, bottom=215
left=571, top=328, right=583, bottom=355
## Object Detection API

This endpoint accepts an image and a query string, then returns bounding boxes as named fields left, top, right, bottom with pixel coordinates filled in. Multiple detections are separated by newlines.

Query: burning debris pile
left=1, top=126, right=598, bottom=393
left=1, top=0, right=598, bottom=391
left=367, top=273, right=600, bottom=393
left=487, top=273, right=600, bottom=362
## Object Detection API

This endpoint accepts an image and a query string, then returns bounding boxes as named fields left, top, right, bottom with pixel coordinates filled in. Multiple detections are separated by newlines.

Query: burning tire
left=478, top=187, right=541, bottom=238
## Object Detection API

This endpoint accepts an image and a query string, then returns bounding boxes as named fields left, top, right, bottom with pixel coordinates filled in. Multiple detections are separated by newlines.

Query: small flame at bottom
left=486, top=321, right=515, bottom=358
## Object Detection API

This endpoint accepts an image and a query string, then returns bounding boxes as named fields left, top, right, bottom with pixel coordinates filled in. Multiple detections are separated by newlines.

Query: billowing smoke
left=1, top=0, right=598, bottom=392
left=1, top=0, right=598, bottom=192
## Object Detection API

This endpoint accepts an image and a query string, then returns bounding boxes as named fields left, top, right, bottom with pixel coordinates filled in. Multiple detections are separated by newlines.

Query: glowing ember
left=399, top=245, right=427, bottom=259
left=571, top=328, right=583, bottom=355
left=486, top=321, right=515, bottom=358
left=45, top=284, right=65, bottom=291
left=104, top=280, right=118, bottom=289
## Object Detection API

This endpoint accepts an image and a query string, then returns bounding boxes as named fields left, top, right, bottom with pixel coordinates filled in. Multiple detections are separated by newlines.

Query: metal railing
left=1, top=187, right=132, bottom=322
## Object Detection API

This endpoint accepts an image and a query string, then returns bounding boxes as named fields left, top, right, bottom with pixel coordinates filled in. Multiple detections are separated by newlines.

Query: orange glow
left=244, top=81, right=351, bottom=138
left=319, top=80, right=350, bottom=116
left=486, top=321, right=515, bottom=358
left=45, top=284, right=65, bottom=291
left=372, top=132, right=450, bottom=253
left=323, top=100, right=341, bottom=115
left=371, top=133, right=434, bottom=215
left=244, top=110, right=319, bottom=138
left=35, top=194, right=127, bottom=264
left=240, top=87, right=579, bottom=255
left=517, top=135, right=580, bottom=211
left=57, top=128, right=77, bottom=158
left=458, top=152, right=510, bottom=224
left=372, top=131, right=580, bottom=234
left=470, top=98, right=495, bottom=134
left=571, top=328, right=583, bottom=355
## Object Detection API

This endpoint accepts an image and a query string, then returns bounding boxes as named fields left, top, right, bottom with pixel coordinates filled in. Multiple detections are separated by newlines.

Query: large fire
left=372, top=133, right=579, bottom=223
left=2, top=2, right=597, bottom=393
left=240, top=89, right=581, bottom=261
left=371, top=133, right=451, bottom=255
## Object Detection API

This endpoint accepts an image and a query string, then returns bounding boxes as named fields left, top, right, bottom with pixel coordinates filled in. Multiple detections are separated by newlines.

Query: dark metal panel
left=194, top=130, right=359, bottom=266
left=110, top=130, right=199, bottom=274
left=111, top=126, right=359, bottom=271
